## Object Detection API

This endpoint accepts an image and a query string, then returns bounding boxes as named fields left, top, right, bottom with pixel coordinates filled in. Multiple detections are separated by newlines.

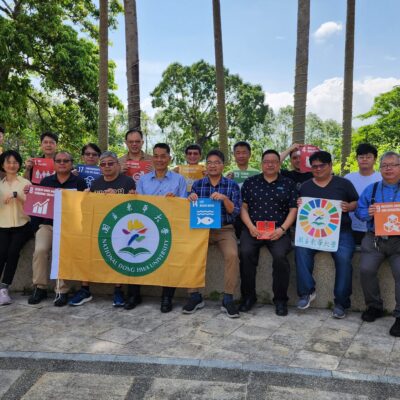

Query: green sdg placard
left=98, top=200, right=172, bottom=276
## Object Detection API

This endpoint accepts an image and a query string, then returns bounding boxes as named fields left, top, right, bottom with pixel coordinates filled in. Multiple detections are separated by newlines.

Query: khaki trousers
left=189, top=224, right=239, bottom=295
left=32, top=224, right=69, bottom=294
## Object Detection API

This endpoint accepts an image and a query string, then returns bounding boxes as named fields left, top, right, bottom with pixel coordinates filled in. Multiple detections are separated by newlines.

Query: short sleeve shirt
left=90, top=174, right=136, bottom=193
left=241, top=174, right=298, bottom=226
left=299, top=176, right=359, bottom=231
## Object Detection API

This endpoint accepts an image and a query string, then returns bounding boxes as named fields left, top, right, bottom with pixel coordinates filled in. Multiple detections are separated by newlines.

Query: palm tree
left=212, top=0, right=228, bottom=160
left=98, top=0, right=109, bottom=151
left=124, top=0, right=141, bottom=130
left=292, top=0, right=310, bottom=144
left=341, top=0, right=356, bottom=174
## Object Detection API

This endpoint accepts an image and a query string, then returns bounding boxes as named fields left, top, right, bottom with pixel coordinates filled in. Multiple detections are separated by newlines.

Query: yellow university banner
left=51, top=191, right=210, bottom=287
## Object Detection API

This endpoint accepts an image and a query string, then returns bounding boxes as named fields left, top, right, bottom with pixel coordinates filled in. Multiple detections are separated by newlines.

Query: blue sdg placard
left=76, top=164, right=102, bottom=189
left=190, top=198, right=222, bottom=229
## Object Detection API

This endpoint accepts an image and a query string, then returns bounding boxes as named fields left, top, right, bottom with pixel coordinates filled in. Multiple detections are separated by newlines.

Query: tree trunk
left=98, top=0, right=109, bottom=151
left=292, top=0, right=310, bottom=144
left=341, top=0, right=356, bottom=174
left=124, top=0, right=141, bottom=130
left=212, top=0, right=229, bottom=161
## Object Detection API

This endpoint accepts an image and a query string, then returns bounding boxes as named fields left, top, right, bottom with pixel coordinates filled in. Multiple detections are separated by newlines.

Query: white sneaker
left=0, top=288, right=12, bottom=305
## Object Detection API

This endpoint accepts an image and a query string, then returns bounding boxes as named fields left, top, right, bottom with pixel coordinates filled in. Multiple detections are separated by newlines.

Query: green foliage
left=151, top=60, right=268, bottom=164
left=0, top=0, right=123, bottom=159
left=357, top=85, right=400, bottom=149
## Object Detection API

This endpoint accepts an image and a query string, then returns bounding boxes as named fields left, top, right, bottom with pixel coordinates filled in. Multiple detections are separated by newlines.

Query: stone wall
left=11, top=239, right=395, bottom=311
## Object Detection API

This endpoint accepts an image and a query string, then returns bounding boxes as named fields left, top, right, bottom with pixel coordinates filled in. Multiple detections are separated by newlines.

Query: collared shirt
left=241, top=173, right=298, bottom=227
left=137, top=170, right=187, bottom=198
left=191, top=176, right=242, bottom=225
left=39, top=173, right=86, bottom=226
left=119, top=151, right=153, bottom=164
left=356, top=180, right=400, bottom=231
left=0, top=176, right=31, bottom=228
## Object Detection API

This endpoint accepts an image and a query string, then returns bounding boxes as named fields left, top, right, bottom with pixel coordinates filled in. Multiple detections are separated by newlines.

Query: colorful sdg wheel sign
left=299, top=198, right=340, bottom=238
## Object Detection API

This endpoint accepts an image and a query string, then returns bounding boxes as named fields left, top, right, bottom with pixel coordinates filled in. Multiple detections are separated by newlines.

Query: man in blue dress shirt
left=356, top=151, right=400, bottom=336
left=124, top=143, right=187, bottom=313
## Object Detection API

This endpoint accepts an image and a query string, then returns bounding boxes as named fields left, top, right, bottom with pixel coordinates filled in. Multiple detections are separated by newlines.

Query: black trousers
left=0, top=223, right=33, bottom=286
left=127, top=284, right=176, bottom=298
left=240, top=228, right=292, bottom=304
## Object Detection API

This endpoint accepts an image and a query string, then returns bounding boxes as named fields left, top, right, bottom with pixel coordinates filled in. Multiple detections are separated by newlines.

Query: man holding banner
left=295, top=151, right=358, bottom=319
left=356, top=151, right=400, bottom=336
left=183, top=149, right=242, bottom=318
left=27, top=151, right=86, bottom=307
left=124, top=143, right=187, bottom=313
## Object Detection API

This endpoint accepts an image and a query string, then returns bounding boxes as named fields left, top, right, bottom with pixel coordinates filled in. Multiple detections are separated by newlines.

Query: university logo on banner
left=31, top=158, right=55, bottom=184
left=24, top=186, right=55, bottom=218
left=76, top=164, right=102, bottom=188
left=99, top=200, right=172, bottom=276
left=300, top=145, right=319, bottom=173
left=51, top=191, right=210, bottom=287
left=295, top=197, right=342, bottom=252
left=190, top=198, right=221, bottom=229
left=374, top=202, right=400, bottom=236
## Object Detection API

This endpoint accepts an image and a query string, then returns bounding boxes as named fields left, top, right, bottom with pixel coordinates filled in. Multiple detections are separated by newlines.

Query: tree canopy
left=0, top=0, right=123, bottom=156
left=151, top=60, right=268, bottom=163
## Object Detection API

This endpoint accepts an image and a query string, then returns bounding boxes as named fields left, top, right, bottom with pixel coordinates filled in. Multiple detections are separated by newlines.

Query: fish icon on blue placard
left=197, top=216, right=214, bottom=226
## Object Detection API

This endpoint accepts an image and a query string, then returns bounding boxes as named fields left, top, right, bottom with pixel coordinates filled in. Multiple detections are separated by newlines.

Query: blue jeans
left=295, top=230, right=355, bottom=308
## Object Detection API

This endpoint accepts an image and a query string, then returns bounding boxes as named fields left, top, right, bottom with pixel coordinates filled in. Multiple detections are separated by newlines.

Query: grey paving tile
left=0, top=369, right=24, bottom=397
left=142, top=377, right=247, bottom=400
left=95, top=327, right=144, bottom=345
left=265, top=385, right=368, bottom=400
left=344, top=333, right=394, bottom=362
left=199, top=314, right=244, bottom=336
left=289, top=350, right=341, bottom=370
left=20, top=372, right=134, bottom=400
left=338, top=357, right=388, bottom=375
left=250, top=340, right=295, bottom=366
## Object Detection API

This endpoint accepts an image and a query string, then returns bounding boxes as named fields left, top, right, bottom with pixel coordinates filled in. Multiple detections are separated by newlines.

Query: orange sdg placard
left=374, top=202, right=400, bottom=236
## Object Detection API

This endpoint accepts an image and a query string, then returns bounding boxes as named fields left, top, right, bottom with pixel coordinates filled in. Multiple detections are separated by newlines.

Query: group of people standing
left=0, top=126, right=399, bottom=337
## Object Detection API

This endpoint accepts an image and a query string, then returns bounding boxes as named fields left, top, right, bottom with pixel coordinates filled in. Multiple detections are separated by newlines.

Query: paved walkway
left=1, top=293, right=400, bottom=399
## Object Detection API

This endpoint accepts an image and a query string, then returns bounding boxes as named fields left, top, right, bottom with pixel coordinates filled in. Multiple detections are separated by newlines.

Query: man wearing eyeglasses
left=239, top=149, right=298, bottom=316
left=68, top=151, right=136, bottom=308
left=28, top=151, right=86, bottom=307
left=119, top=129, right=152, bottom=174
left=295, top=151, right=358, bottom=319
left=182, top=149, right=242, bottom=318
left=356, top=151, right=400, bottom=336
left=345, top=143, right=381, bottom=245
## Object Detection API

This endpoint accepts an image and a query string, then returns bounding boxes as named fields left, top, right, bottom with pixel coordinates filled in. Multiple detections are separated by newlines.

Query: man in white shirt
left=344, top=143, right=381, bottom=245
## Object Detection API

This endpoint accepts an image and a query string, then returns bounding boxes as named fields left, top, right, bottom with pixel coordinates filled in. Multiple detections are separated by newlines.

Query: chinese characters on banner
left=374, top=202, right=400, bottom=236
left=295, top=197, right=342, bottom=252
left=300, top=145, right=320, bottom=173
left=24, top=186, right=55, bottom=219
left=125, top=160, right=152, bottom=184
left=31, top=158, right=55, bottom=184
left=179, top=165, right=205, bottom=192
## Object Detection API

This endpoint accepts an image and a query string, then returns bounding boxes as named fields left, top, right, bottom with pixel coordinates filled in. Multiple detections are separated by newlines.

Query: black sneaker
left=361, top=307, right=384, bottom=322
left=275, top=302, right=288, bottom=317
left=124, top=296, right=142, bottom=310
left=390, top=318, right=400, bottom=337
left=54, top=293, right=68, bottom=307
left=221, top=301, right=240, bottom=318
left=182, top=297, right=205, bottom=314
left=239, top=297, right=256, bottom=312
left=160, top=296, right=172, bottom=313
left=28, top=287, right=47, bottom=305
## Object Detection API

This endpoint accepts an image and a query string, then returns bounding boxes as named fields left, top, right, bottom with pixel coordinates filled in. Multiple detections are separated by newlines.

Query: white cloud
left=313, top=21, right=342, bottom=42
left=275, top=35, right=285, bottom=40
left=141, top=96, right=156, bottom=117
left=384, top=55, right=397, bottom=61
left=265, top=77, right=400, bottom=125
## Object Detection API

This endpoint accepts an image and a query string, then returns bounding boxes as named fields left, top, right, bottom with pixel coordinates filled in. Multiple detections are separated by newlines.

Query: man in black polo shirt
left=28, top=151, right=86, bottom=307
left=240, top=149, right=298, bottom=316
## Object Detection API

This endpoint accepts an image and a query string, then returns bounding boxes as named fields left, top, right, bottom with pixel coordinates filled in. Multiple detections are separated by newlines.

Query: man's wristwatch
left=13, top=191, right=17, bottom=198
